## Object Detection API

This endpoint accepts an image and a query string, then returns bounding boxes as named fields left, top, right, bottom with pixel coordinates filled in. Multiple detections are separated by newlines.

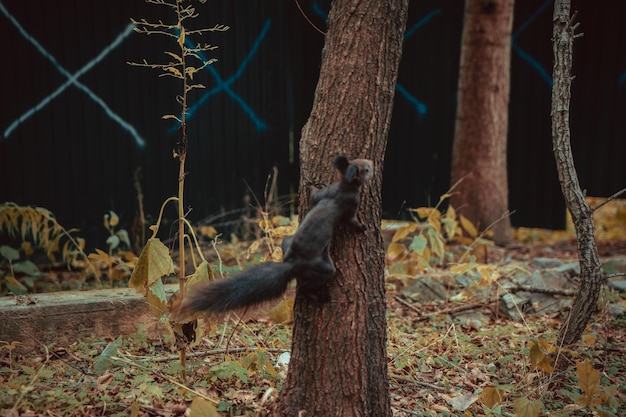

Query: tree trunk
left=450, top=0, right=514, bottom=245
left=270, top=1, right=408, bottom=416
left=551, top=0, right=604, bottom=346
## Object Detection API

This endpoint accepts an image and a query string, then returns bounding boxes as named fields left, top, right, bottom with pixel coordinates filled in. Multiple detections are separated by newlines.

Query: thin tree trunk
left=270, top=0, right=408, bottom=415
left=450, top=0, right=514, bottom=245
left=551, top=0, right=604, bottom=346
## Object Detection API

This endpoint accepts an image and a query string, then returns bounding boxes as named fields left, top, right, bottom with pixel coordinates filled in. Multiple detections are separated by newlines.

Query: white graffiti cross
left=1, top=2, right=145, bottom=148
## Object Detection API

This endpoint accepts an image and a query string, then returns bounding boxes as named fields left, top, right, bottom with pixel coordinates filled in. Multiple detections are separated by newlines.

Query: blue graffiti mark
left=311, top=2, right=436, bottom=117
left=401, top=9, right=442, bottom=116
left=396, top=83, right=427, bottom=116
left=0, top=2, right=145, bottom=147
left=512, top=0, right=553, bottom=88
left=311, top=3, right=441, bottom=42
left=618, top=72, right=626, bottom=87
left=404, top=9, right=441, bottom=40
left=312, top=2, right=327, bottom=20
left=513, top=44, right=553, bottom=88
left=168, top=19, right=271, bottom=134
left=512, top=0, right=552, bottom=41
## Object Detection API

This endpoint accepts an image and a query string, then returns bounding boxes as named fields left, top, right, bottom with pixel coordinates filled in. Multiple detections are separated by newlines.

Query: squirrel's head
left=334, top=155, right=373, bottom=186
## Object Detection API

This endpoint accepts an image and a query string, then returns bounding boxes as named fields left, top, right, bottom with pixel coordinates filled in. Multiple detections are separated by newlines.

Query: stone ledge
left=0, top=285, right=178, bottom=354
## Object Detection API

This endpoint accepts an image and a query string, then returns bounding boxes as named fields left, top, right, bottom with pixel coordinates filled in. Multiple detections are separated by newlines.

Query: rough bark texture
left=551, top=0, right=604, bottom=346
left=270, top=1, right=408, bottom=416
left=450, top=0, right=514, bottom=245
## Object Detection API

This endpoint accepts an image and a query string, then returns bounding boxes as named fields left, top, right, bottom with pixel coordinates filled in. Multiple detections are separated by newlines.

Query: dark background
left=1, top=0, right=624, bottom=248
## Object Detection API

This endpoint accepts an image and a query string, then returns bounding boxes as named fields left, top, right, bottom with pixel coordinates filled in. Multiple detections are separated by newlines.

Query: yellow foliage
left=528, top=338, right=555, bottom=374
left=566, top=196, right=626, bottom=242
left=514, top=397, right=543, bottom=417
left=385, top=199, right=483, bottom=275
left=0, top=202, right=87, bottom=268
left=479, top=386, right=504, bottom=408
left=129, top=238, right=175, bottom=300
left=576, top=359, right=601, bottom=406
left=199, top=225, right=218, bottom=238
left=269, top=298, right=294, bottom=324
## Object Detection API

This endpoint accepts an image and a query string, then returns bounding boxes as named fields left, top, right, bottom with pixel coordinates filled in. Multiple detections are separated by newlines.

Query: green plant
left=208, top=349, right=278, bottom=385
left=385, top=192, right=486, bottom=275
left=87, top=211, right=136, bottom=285
left=128, top=0, right=228, bottom=376
left=520, top=337, right=620, bottom=417
left=0, top=202, right=98, bottom=288
left=0, top=244, right=40, bottom=294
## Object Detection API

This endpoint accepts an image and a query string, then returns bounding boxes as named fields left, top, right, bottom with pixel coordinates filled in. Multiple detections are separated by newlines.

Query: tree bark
left=450, top=0, right=514, bottom=245
left=270, top=0, right=408, bottom=416
left=551, top=0, right=604, bottom=346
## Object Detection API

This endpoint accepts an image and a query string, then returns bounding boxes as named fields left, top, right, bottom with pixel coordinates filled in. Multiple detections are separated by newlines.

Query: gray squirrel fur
left=176, top=155, right=373, bottom=315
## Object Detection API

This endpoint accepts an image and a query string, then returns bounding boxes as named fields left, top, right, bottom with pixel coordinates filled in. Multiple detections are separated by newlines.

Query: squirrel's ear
left=344, top=164, right=358, bottom=182
left=333, top=155, right=349, bottom=172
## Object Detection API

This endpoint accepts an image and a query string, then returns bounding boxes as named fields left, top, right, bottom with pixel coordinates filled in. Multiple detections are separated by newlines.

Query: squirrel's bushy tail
left=179, top=262, right=295, bottom=314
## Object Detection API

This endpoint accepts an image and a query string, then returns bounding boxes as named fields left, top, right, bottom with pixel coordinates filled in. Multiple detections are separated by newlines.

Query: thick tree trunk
left=450, top=0, right=514, bottom=245
left=270, top=1, right=408, bottom=416
left=551, top=0, right=604, bottom=346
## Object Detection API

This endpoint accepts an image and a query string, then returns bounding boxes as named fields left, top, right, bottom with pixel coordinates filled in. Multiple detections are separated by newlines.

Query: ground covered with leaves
left=2, top=241, right=625, bottom=417
left=1, top=300, right=625, bottom=416
left=1, top=205, right=626, bottom=416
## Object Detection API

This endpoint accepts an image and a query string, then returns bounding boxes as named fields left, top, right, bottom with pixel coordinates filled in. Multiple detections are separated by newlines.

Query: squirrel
left=175, top=155, right=373, bottom=316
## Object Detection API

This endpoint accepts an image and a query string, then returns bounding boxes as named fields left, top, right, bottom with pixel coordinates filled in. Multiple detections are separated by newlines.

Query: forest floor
left=1, top=229, right=625, bottom=417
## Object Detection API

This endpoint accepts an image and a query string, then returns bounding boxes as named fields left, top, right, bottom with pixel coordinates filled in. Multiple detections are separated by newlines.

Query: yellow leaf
left=268, top=298, right=294, bottom=324
left=479, top=386, right=503, bottom=408
left=130, top=400, right=140, bottom=417
left=165, top=66, right=183, bottom=78
left=391, top=222, right=418, bottom=242
left=582, top=333, right=596, bottom=346
left=178, top=26, right=185, bottom=49
left=186, top=260, right=212, bottom=288
left=108, top=211, right=119, bottom=227
left=272, top=215, right=291, bottom=227
left=460, top=215, right=478, bottom=238
left=528, top=340, right=554, bottom=373
left=188, top=83, right=206, bottom=90
left=576, top=359, right=600, bottom=399
left=427, top=228, right=445, bottom=264
left=271, top=246, right=283, bottom=262
left=129, top=238, right=175, bottom=294
left=441, top=218, right=457, bottom=240
left=427, top=216, right=441, bottom=234
left=5, top=276, right=28, bottom=295
left=538, top=337, right=556, bottom=354
left=445, top=204, right=456, bottom=220
left=164, top=51, right=182, bottom=63
left=449, top=263, right=474, bottom=274
left=199, top=225, right=218, bottom=238
left=388, top=261, right=409, bottom=276
left=438, top=193, right=452, bottom=203
left=387, top=242, right=406, bottom=261
left=514, top=397, right=543, bottom=417
left=146, top=282, right=168, bottom=318
left=88, top=248, right=115, bottom=265
left=21, top=241, right=34, bottom=256
left=421, top=247, right=432, bottom=268
left=412, top=207, right=437, bottom=220
left=189, top=396, right=218, bottom=417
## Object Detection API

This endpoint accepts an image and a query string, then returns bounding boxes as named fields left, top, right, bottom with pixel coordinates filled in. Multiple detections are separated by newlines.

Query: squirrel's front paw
left=349, top=218, right=366, bottom=231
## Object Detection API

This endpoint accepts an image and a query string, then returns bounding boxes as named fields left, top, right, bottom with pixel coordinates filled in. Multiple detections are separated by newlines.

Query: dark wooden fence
left=1, top=0, right=624, bottom=247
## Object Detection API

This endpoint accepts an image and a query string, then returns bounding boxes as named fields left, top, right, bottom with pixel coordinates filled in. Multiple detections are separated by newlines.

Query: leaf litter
left=1, top=212, right=626, bottom=416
